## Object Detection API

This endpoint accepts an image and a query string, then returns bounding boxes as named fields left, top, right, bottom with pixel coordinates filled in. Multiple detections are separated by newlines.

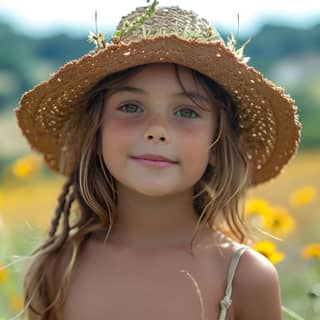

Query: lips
left=130, top=154, right=177, bottom=163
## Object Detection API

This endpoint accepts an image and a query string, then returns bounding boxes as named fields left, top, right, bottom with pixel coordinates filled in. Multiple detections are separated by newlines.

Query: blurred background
left=0, top=1, right=319, bottom=319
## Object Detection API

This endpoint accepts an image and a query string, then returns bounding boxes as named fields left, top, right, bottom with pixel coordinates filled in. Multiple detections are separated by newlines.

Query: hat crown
left=114, top=5, right=223, bottom=44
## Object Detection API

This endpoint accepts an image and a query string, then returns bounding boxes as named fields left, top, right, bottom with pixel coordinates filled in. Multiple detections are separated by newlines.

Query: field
left=0, top=150, right=319, bottom=319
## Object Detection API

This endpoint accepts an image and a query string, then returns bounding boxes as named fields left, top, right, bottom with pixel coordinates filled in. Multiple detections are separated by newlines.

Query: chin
left=119, top=180, right=182, bottom=198
left=134, top=186, right=178, bottom=197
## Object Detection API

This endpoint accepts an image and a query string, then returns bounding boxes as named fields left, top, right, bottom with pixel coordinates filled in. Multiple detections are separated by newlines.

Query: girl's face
left=101, top=63, right=216, bottom=197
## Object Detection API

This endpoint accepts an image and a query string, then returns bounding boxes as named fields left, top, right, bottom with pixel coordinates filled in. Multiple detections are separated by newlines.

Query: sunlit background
left=0, top=0, right=319, bottom=319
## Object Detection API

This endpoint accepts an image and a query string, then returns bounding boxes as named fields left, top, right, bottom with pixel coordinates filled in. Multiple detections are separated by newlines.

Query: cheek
left=178, top=121, right=214, bottom=175
left=101, top=118, right=135, bottom=166
left=180, top=121, right=213, bottom=155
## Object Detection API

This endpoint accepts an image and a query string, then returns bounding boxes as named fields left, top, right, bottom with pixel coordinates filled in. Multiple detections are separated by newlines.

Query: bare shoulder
left=232, top=246, right=282, bottom=320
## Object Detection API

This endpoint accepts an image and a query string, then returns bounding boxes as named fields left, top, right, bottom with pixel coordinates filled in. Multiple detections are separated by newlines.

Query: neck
left=104, top=182, right=210, bottom=250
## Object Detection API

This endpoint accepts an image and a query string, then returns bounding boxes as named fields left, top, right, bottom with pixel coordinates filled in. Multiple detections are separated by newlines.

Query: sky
left=0, top=0, right=319, bottom=37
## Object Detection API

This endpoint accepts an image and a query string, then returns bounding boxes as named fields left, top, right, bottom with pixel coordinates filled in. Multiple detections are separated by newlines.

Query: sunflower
left=301, top=243, right=320, bottom=259
left=9, top=294, right=23, bottom=312
left=11, top=153, right=42, bottom=179
left=263, top=207, right=296, bottom=238
left=0, top=262, right=8, bottom=284
left=289, top=186, right=317, bottom=207
left=244, top=198, right=273, bottom=228
left=252, top=241, right=284, bottom=264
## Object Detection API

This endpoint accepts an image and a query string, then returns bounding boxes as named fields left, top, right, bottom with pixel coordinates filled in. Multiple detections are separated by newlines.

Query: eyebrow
left=107, top=85, right=211, bottom=105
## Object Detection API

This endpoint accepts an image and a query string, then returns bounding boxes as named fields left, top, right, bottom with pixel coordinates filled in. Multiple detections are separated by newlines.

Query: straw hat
left=15, top=1, right=301, bottom=186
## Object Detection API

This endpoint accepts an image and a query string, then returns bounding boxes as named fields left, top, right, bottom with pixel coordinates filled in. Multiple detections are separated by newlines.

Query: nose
left=143, top=119, right=170, bottom=143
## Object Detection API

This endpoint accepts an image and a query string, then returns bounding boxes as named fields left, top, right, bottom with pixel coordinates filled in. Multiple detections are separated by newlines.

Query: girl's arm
left=233, top=248, right=282, bottom=320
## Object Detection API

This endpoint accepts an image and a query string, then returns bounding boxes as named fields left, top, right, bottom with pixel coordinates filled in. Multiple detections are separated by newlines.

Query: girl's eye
left=118, top=103, right=143, bottom=113
left=175, top=108, right=199, bottom=119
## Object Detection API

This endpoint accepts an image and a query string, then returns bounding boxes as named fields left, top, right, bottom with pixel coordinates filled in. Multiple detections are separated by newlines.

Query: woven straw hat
left=15, top=2, right=301, bottom=186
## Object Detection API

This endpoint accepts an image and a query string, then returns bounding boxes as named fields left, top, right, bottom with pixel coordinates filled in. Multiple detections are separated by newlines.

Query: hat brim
left=15, top=35, right=301, bottom=186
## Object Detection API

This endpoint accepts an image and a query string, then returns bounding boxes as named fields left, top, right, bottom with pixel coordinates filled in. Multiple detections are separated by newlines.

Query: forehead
left=120, top=63, right=210, bottom=95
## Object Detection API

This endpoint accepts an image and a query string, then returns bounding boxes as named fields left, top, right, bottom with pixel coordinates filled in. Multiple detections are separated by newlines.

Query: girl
left=15, top=2, right=301, bottom=320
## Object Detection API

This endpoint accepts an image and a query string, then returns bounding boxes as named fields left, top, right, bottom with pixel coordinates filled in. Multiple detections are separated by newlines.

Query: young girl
left=15, top=2, right=301, bottom=320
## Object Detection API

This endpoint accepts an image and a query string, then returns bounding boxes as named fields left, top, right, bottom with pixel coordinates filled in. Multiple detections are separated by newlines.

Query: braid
left=48, top=174, right=74, bottom=238
left=53, top=190, right=76, bottom=250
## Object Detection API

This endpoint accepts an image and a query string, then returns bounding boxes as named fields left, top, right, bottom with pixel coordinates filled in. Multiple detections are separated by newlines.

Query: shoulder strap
left=218, top=245, right=248, bottom=320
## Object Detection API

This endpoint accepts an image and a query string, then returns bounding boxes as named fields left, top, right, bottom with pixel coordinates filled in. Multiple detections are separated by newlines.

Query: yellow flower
left=0, top=263, right=8, bottom=283
left=11, top=154, right=42, bottom=178
left=263, top=207, right=296, bottom=238
left=9, top=294, right=23, bottom=312
left=301, top=243, right=320, bottom=259
left=252, top=241, right=284, bottom=264
left=289, top=186, right=317, bottom=207
left=0, top=191, right=3, bottom=207
left=244, top=198, right=273, bottom=228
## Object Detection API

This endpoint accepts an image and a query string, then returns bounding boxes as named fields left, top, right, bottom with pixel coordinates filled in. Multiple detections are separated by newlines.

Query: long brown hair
left=21, top=63, right=251, bottom=320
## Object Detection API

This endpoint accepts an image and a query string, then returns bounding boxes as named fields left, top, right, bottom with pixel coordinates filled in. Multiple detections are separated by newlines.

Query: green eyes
left=120, top=104, right=142, bottom=113
left=118, top=103, right=200, bottom=119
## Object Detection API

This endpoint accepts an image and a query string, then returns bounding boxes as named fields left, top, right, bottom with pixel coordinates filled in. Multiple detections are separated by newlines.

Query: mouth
left=130, top=156, right=178, bottom=168
left=130, top=154, right=178, bottom=163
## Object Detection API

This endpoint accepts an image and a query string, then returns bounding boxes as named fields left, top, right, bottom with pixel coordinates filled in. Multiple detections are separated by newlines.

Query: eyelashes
left=117, top=103, right=200, bottom=119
